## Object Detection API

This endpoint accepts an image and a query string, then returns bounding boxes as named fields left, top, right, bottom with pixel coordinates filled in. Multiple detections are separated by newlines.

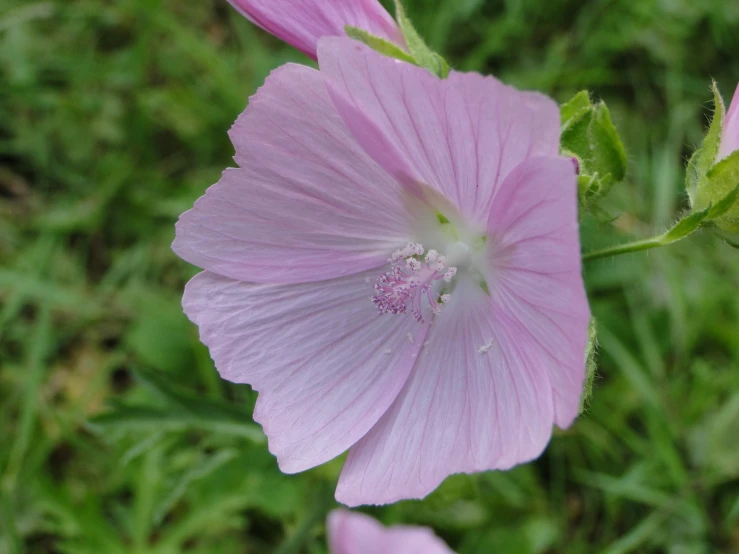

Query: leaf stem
left=582, top=239, right=660, bottom=261
left=582, top=203, right=721, bottom=262
left=582, top=236, right=667, bottom=261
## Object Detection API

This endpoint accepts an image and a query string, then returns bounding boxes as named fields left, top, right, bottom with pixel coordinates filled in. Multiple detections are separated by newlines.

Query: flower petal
left=486, top=156, right=589, bottom=428
left=718, top=83, right=739, bottom=161
left=327, top=510, right=454, bottom=554
left=336, top=282, right=556, bottom=506
left=173, top=64, right=412, bottom=284
left=227, top=0, right=402, bottom=59
left=183, top=270, right=428, bottom=473
left=318, top=37, right=560, bottom=224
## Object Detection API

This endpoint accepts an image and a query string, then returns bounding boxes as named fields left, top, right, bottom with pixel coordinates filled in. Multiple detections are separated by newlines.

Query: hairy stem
left=583, top=233, right=682, bottom=262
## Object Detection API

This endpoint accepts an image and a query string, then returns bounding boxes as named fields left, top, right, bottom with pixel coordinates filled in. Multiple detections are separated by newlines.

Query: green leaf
left=138, top=367, right=254, bottom=420
left=89, top=405, right=265, bottom=441
left=662, top=207, right=710, bottom=243
left=393, top=0, right=449, bottom=78
left=560, top=90, right=592, bottom=133
left=433, top=53, right=450, bottom=80
left=344, top=25, right=416, bottom=64
left=590, top=102, right=628, bottom=182
left=687, top=81, right=726, bottom=204
left=705, top=80, right=726, bottom=163
left=90, top=367, right=265, bottom=442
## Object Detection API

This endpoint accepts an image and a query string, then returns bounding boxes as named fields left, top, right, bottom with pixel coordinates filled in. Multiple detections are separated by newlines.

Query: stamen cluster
left=371, top=243, right=456, bottom=322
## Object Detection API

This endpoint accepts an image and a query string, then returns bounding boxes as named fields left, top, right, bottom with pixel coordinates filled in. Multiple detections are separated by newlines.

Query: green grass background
left=1, top=0, right=739, bottom=552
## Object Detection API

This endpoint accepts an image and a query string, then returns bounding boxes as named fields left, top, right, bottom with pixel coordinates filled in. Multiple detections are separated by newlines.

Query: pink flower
left=226, top=0, right=402, bottom=59
left=327, top=510, right=454, bottom=554
left=718, top=83, right=739, bottom=161
left=173, top=37, right=590, bottom=506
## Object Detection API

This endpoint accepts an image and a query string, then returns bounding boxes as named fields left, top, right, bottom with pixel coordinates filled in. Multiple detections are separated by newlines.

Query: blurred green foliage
left=1, top=0, right=739, bottom=552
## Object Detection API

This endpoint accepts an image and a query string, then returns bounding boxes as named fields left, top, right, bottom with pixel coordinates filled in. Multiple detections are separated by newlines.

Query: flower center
left=371, top=243, right=457, bottom=322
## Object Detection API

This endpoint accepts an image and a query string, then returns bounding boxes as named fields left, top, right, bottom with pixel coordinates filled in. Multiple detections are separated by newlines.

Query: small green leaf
left=687, top=81, right=726, bottom=205
left=344, top=25, right=416, bottom=64
left=560, top=107, right=592, bottom=162
left=560, top=90, right=592, bottom=133
left=662, top=207, right=710, bottom=243
left=90, top=366, right=265, bottom=442
left=393, top=0, right=449, bottom=78
left=89, top=406, right=265, bottom=441
left=590, top=101, right=628, bottom=183
left=705, top=80, right=727, bottom=164
left=433, top=52, right=450, bottom=79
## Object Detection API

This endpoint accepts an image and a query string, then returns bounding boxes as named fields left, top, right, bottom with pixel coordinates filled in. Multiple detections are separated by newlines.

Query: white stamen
left=371, top=242, right=458, bottom=323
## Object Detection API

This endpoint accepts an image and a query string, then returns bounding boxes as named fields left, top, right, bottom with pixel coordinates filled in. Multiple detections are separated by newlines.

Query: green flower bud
left=687, top=82, right=739, bottom=235
left=560, top=91, right=627, bottom=210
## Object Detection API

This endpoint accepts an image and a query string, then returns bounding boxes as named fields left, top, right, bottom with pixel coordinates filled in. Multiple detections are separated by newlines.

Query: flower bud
left=687, top=82, right=739, bottom=234
left=227, top=0, right=402, bottom=59
left=717, top=83, right=739, bottom=161
left=560, top=91, right=627, bottom=211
